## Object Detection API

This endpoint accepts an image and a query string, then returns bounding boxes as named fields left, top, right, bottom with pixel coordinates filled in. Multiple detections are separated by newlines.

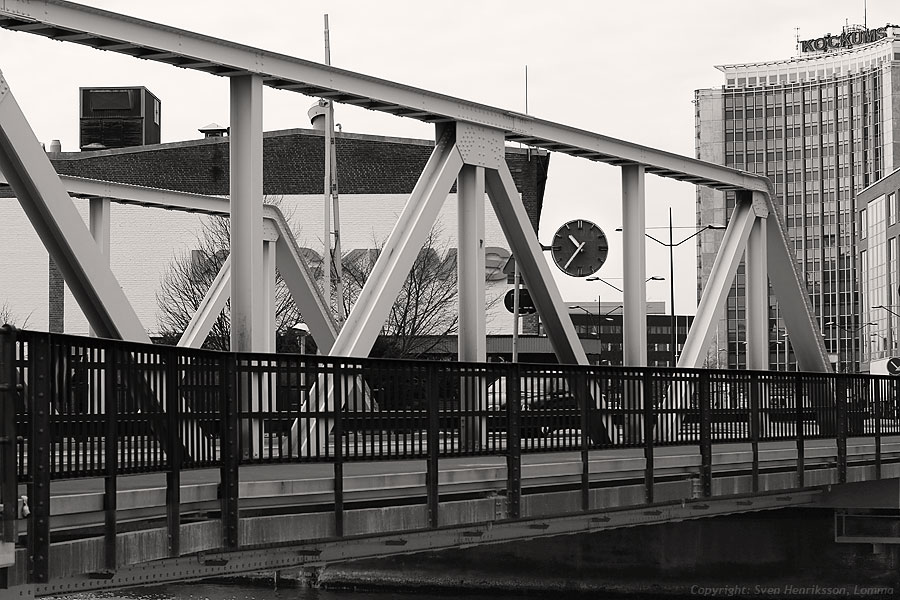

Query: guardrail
left=1, top=326, right=899, bottom=581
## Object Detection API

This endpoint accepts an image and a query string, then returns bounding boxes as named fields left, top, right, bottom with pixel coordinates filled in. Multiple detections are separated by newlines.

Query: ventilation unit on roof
left=79, top=87, right=161, bottom=150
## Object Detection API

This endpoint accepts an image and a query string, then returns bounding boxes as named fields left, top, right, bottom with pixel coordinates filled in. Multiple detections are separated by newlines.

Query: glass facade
left=858, top=173, right=900, bottom=371
left=696, top=30, right=900, bottom=371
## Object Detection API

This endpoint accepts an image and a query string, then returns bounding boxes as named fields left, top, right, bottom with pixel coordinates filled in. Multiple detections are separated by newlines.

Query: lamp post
left=571, top=305, right=600, bottom=364
left=572, top=304, right=624, bottom=365
left=872, top=305, right=900, bottom=365
left=618, top=209, right=724, bottom=367
left=825, top=320, right=877, bottom=372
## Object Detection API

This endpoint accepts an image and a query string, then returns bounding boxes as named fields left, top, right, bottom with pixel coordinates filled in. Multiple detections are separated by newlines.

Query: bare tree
left=0, top=301, right=31, bottom=329
left=158, top=216, right=495, bottom=359
left=156, top=214, right=300, bottom=350
left=341, top=228, right=496, bottom=360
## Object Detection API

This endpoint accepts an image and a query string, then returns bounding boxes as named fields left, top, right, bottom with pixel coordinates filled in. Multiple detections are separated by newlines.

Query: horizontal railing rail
left=2, top=327, right=900, bottom=583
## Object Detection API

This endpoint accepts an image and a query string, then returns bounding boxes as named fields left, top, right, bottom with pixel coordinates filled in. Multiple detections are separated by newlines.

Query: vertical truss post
left=642, top=370, right=654, bottom=504
left=506, top=363, right=521, bottom=520
left=458, top=164, right=486, bottom=451
left=220, top=353, right=239, bottom=549
left=89, top=197, right=110, bottom=337
left=457, top=164, right=486, bottom=360
left=836, top=375, right=847, bottom=484
left=621, top=165, right=647, bottom=367
left=698, top=370, right=712, bottom=498
left=332, top=366, right=344, bottom=538
left=165, top=348, right=181, bottom=558
left=426, top=362, right=440, bottom=528
left=795, top=373, right=805, bottom=488
left=103, top=344, right=118, bottom=573
left=746, top=216, right=768, bottom=370
left=750, top=372, right=761, bottom=493
left=0, top=325, right=16, bottom=586
left=229, top=74, right=266, bottom=353
left=27, top=333, right=51, bottom=584
left=578, top=369, right=590, bottom=511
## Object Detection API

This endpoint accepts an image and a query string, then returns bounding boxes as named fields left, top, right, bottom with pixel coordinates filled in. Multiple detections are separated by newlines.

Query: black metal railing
left=6, top=328, right=900, bottom=479
left=2, top=327, right=900, bottom=582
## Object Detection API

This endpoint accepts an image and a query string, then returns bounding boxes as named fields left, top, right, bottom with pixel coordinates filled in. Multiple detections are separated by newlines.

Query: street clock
left=550, top=219, right=608, bottom=277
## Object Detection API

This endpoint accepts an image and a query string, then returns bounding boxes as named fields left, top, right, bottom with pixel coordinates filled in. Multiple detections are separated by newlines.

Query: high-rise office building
left=696, top=24, right=900, bottom=371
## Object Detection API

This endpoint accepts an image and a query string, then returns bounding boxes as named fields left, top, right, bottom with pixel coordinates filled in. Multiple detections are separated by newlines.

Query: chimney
left=198, top=123, right=229, bottom=138
left=49, top=139, right=62, bottom=153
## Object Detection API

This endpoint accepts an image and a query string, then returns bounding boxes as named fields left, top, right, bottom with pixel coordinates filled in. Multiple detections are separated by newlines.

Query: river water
left=70, top=583, right=542, bottom=600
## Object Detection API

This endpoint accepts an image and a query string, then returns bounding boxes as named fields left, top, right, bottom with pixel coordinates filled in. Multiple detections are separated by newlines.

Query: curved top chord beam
left=0, top=0, right=767, bottom=193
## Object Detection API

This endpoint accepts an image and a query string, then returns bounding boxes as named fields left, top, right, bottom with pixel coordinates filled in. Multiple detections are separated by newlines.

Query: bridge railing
left=4, top=327, right=900, bottom=582
left=4, top=328, right=899, bottom=482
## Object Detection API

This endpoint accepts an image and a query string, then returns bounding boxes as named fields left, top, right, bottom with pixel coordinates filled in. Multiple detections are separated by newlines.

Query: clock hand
left=563, top=241, right=585, bottom=270
left=568, top=234, right=580, bottom=247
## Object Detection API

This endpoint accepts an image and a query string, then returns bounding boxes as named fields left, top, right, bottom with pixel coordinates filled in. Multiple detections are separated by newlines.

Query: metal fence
left=5, top=328, right=900, bottom=482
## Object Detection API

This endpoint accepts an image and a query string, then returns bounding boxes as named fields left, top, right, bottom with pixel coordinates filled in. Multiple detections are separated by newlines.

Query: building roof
left=3, top=127, right=550, bottom=230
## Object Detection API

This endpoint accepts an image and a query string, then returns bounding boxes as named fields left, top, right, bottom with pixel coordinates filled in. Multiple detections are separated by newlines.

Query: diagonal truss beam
left=284, top=129, right=462, bottom=457
left=0, top=70, right=148, bottom=341
left=679, top=196, right=757, bottom=368
left=330, top=128, right=463, bottom=357
left=764, top=192, right=829, bottom=371
left=178, top=256, right=231, bottom=348
left=484, top=163, right=587, bottom=365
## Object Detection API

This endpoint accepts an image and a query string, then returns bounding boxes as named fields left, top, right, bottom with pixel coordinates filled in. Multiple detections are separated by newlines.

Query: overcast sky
left=0, top=0, right=894, bottom=313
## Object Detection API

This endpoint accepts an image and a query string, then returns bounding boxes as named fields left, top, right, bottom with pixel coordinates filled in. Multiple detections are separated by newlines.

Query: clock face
left=551, top=220, right=608, bottom=277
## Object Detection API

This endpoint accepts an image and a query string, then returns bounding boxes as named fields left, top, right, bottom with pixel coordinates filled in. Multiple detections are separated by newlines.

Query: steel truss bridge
left=0, top=328, right=899, bottom=596
left=0, top=1, right=879, bottom=597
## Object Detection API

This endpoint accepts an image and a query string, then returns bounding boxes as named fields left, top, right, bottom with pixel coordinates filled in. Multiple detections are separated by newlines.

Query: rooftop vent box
left=79, top=87, right=161, bottom=150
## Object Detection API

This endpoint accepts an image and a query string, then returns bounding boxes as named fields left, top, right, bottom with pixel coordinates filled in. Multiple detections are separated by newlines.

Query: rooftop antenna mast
left=321, top=14, right=345, bottom=319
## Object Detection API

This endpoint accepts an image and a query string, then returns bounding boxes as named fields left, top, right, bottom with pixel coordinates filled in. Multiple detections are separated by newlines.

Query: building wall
left=696, top=28, right=900, bottom=371
left=0, top=129, right=549, bottom=339
left=857, top=166, right=900, bottom=372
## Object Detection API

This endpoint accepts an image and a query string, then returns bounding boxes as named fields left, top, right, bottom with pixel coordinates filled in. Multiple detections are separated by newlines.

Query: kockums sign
left=800, top=27, right=888, bottom=53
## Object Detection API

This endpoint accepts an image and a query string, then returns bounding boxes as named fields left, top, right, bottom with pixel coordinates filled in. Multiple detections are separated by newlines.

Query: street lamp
left=571, top=304, right=624, bottom=365
left=617, top=210, right=725, bottom=367
left=586, top=275, right=664, bottom=293
left=825, top=320, right=877, bottom=372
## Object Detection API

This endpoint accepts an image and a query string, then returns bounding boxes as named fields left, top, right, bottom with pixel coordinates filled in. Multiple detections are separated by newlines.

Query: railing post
left=103, top=344, right=118, bottom=572
left=27, top=332, right=51, bottom=583
left=874, top=377, right=882, bottom=480
left=426, top=363, right=440, bottom=528
left=578, top=369, right=590, bottom=511
left=220, top=353, right=239, bottom=549
left=835, top=376, right=847, bottom=483
left=165, top=348, right=181, bottom=557
left=642, top=370, right=654, bottom=504
left=749, top=373, right=760, bottom=493
left=795, top=373, right=805, bottom=488
left=698, top=370, right=712, bottom=498
left=0, top=325, right=17, bottom=587
left=332, top=363, right=344, bottom=538
left=506, top=363, right=521, bottom=520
